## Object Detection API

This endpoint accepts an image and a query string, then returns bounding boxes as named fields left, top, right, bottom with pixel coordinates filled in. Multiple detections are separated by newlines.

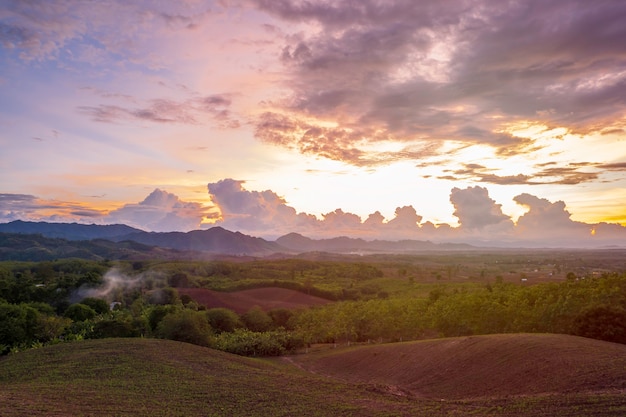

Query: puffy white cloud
left=207, top=178, right=320, bottom=237
left=450, top=186, right=513, bottom=231
left=106, top=189, right=209, bottom=232
left=512, top=193, right=589, bottom=244
left=2, top=182, right=625, bottom=247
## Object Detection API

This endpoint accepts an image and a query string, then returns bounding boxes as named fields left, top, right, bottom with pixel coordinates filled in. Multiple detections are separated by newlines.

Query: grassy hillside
left=0, top=338, right=445, bottom=416
left=2, top=335, right=626, bottom=416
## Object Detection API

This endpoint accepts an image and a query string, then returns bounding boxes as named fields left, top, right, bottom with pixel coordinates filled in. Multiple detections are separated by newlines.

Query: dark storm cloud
left=252, top=0, right=626, bottom=168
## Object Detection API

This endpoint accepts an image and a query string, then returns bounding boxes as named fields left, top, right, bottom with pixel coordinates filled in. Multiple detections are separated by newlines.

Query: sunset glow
left=1, top=0, right=625, bottom=246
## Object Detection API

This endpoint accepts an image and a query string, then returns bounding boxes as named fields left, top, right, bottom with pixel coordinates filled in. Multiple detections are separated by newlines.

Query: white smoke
left=71, top=268, right=165, bottom=304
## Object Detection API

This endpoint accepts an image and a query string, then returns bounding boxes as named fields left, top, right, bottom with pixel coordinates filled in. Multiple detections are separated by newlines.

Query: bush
left=156, top=309, right=212, bottom=347
left=91, top=319, right=137, bottom=339
left=64, top=303, right=97, bottom=322
left=213, top=329, right=304, bottom=357
left=573, top=305, right=626, bottom=344
left=81, top=297, right=110, bottom=314
left=206, top=308, right=243, bottom=333
left=0, top=303, right=40, bottom=353
left=241, top=306, right=273, bottom=332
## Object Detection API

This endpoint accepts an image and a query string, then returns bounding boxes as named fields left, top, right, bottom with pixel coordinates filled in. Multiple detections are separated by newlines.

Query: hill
left=0, top=339, right=446, bottom=416
left=276, top=232, right=474, bottom=253
left=1, top=336, right=626, bottom=416
left=0, top=221, right=480, bottom=258
left=116, top=227, right=286, bottom=256
left=0, top=232, right=184, bottom=261
left=0, top=220, right=142, bottom=240
left=286, top=333, right=626, bottom=400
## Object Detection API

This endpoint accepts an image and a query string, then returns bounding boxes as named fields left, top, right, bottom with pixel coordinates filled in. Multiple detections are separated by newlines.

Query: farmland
left=1, top=336, right=626, bottom=416
left=1, top=249, right=626, bottom=414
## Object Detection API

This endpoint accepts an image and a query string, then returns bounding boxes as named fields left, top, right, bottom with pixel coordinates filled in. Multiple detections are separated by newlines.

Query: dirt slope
left=287, top=333, right=626, bottom=399
left=178, top=287, right=331, bottom=313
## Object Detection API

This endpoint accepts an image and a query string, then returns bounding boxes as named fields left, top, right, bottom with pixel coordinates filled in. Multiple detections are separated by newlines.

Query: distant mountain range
left=0, top=220, right=476, bottom=261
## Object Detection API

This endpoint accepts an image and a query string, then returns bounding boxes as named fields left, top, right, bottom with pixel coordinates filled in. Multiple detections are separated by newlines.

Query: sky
left=1, top=0, right=626, bottom=247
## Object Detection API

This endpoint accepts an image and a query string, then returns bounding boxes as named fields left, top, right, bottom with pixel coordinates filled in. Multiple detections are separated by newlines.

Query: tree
left=81, top=297, right=110, bottom=314
left=574, top=305, right=626, bottom=344
left=148, top=287, right=179, bottom=305
left=156, top=310, right=212, bottom=347
left=268, top=308, right=294, bottom=330
left=64, top=303, right=97, bottom=322
left=241, top=307, right=273, bottom=332
left=168, top=272, right=189, bottom=288
left=206, top=308, right=243, bottom=333
left=0, top=302, right=40, bottom=352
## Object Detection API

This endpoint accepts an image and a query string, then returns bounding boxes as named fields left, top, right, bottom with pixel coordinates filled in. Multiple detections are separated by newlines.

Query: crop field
left=2, top=336, right=626, bottom=416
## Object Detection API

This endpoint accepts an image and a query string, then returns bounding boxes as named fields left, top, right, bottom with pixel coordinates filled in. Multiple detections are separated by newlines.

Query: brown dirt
left=178, top=287, right=331, bottom=313
left=285, top=333, right=626, bottom=400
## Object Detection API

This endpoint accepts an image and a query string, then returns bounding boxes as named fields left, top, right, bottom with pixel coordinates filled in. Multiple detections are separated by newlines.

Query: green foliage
left=213, top=329, right=304, bottom=356
left=92, top=319, right=137, bottom=339
left=64, top=303, right=97, bottom=322
left=156, top=309, right=213, bottom=347
left=0, top=302, right=40, bottom=353
left=148, top=287, right=179, bottom=305
left=267, top=308, right=294, bottom=329
left=241, top=306, right=273, bottom=332
left=574, top=305, right=626, bottom=344
left=80, top=297, right=110, bottom=314
left=2, top=255, right=626, bottom=356
left=206, top=308, right=243, bottom=333
left=148, top=304, right=179, bottom=331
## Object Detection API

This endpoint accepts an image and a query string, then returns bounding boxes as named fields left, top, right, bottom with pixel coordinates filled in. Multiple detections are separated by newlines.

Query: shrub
left=81, top=297, right=110, bottom=314
left=241, top=306, right=273, bottom=332
left=213, top=329, right=304, bottom=357
left=573, top=305, right=626, bottom=344
left=206, top=308, right=243, bottom=333
left=64, top=303, right=97, bottom=322
left=156, top=309, right=212, bottom=347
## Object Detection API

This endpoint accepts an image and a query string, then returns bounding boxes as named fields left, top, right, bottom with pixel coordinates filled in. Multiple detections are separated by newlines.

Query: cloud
left=449, top=186, right=513, bottom=231
left=0, top=0, right=212, bottom=64
left=78, top=95, right=239, bottom=128
left=205, top=179, right=626, bottom=245
left=445, top=161, right=621, bottom=186
left=0, top=193, right=105, bottom=223
left=2, top=182, right=625, bottom=247
left=107, top=189, right=211, bottom=232
left=249, top=0, right=626, bottom=179
left=207, top=178, right=319, bottom=236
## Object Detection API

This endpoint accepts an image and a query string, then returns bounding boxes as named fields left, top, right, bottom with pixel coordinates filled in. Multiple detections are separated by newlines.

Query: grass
left=2, top=335, right=626, bottom=416
left=0, top=338, right=446, bottom=416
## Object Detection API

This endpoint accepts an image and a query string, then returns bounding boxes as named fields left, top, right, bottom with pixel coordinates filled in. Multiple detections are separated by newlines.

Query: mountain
left=0, top=221, right=480, bottom=258
left=0, top=232, right=183, bottom=261
left=276, top=232, right=474, bottom=253
left=114, top=227, right=286, bottom=256
left=0, top=221, right=287, bottom=256
left=0, top=220, right=142, bottom=241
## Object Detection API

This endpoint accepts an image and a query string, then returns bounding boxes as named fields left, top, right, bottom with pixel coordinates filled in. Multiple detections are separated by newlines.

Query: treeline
left=2, top=259, right=626, bottom=357
left=290, top=274, right=626, bottom=345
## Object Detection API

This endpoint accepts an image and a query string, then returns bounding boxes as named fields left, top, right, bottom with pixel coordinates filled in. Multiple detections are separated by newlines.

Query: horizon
left=1, top=1, right=625, bottom=247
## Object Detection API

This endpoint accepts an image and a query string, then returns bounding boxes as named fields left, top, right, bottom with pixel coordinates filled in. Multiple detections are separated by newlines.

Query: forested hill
left=0, top=220, right=142, bottom=241
left=0, top=232, right=183, bottom=261
left=0, top=221, right=482, bottom=258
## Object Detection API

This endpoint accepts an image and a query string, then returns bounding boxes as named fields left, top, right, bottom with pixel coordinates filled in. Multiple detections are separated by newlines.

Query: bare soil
left=178, top=287, right=331, bottom=313
left=284, top=333, right=626, bottom=400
